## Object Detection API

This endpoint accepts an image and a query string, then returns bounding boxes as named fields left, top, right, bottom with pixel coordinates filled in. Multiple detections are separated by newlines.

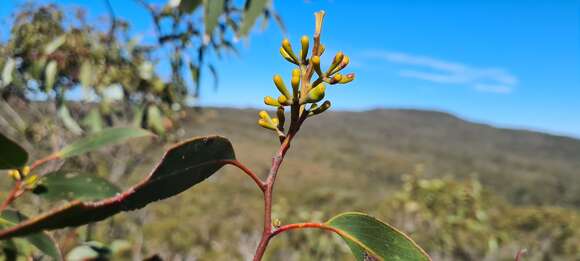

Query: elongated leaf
left=0, top=132, right=28, bottom=169
left=55, top=127, right=153, bottom=159
left=44, top=60, right=58, bottom=92
left=146, top=106, right=165, bottom=135
left=33, top=171, right=120, bottom=202
left=238, top=0, right=268, bottom=36
left=58, top=105, right=83, bottom=135
left=204, top=0, right=225, bottom=39
left=82, top=108, right=103, bottom=133
left=325, top=212, right=430, bottom=261
left=0, top=210, right=62, bottom=260
left=79, top=61, right=93, bottom=88
left=179, top=0, right=202, bottom=13
left=0, top=136, right=235, bottom=239
left=44, top=35, right=66, bottom=55
left=1, top=58, right=15, bottom=88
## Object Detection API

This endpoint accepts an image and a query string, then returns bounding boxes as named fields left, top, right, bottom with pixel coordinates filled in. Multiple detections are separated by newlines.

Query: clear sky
left=1, top=1, right=579, bottom=137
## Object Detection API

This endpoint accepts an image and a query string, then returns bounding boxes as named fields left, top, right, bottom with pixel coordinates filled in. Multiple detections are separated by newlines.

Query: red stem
left=269, top=222, right=337, bottom=239
left=0, top=181, right=22, bottom=212
left=223, top=160, right=266, bottom=191
left=29, top=154, right=60, bottom=171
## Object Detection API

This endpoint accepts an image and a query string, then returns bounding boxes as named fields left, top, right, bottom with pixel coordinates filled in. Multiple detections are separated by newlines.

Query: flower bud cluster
left=258, top=11, right=355, bottom=136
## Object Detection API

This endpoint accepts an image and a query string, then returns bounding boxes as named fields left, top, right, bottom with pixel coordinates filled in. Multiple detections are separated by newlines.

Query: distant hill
left=184, top=107, right=580, bottom=208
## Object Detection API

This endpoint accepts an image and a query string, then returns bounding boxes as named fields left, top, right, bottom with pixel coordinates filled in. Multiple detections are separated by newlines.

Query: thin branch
left=0, top=181, right=22, bottom=212
left=269, top=222, right=337, bottom=239
left=223, top=160, right=266, bottom=191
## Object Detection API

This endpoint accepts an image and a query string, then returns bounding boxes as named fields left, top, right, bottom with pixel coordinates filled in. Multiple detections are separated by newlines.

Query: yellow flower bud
left=258, top=119, right=277, bottom=131
left=23, top=175, right=39, bottom=189
left=259, top=110, right=270, bottom=120
left=264, top=96, right=281, bottom=107
left=328, top=73, right=342, bottom=84
left=282, top=38, right=298, bottom=63
left=8, top=169, right=21, bottom=181
left=311, top=56, right=323, bottom=76
left=273, top=74, right=292, bottom=99
left=21, top=166, right=30, bottom=177
left=300, top=35, right=309, bottom=62
left=330, top=55, right=350, bottom=75
left=301, top=83, right=326, bottom=104
left=273, top=218, right=282, bottom=228
left=291, top=69, right=300, bottom=98
left=280, top=47, right=297, bottom=64
left=326, top=51, right=344, bottom=75
left=309, top=100, right=331, bottom=116
left=277, top=95, right=291, bottom=106
left=339, top=73, right=355, bottom=84
left=318, top=44, right=325, bottom=55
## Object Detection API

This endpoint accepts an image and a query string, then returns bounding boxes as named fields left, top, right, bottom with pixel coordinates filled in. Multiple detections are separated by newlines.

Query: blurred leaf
left=44, top=35, right=66, bottom=55
left=238, top=0, right=268, bottom=37
left=1, top=58, right=15, bottom=88
left=204, top=0, right=225, bottom=39
left=325, top=212, right=430, bottom=261
left=0, top=210, right=62, bottom=260
left=147, top=105, right=165, bottom=135
left=82, top=108, right=103, bottom=133
left=208, top=64, right=218, bottom=91
left=55, top=127, right=153, bottom=159
left=33, top=170, right=120, bottom=202
left=66, top=241, right=111, bottom=261
left=0, top=132, right=28, bottom=169
left=79, top=61, right=93, bottom=88
left=0, top=136, right=235, bottom=239
left=58, top=106, right=83, bottom=135
left=44, top=60, right=58, bottom=92
left=179, top=0, right=202, bottom=13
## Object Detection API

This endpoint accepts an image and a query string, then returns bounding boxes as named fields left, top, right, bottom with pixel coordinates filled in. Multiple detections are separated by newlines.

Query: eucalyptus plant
left=0, top=10, right=430, bottom=260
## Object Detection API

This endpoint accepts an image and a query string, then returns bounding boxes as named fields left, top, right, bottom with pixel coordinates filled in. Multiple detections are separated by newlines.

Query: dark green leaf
left=55, top=127, right=153, bottom=159
left=33, top=171, right=120, bottom=202
left=204, top=0, right=225, bottom=38
left=325, top=212, right=430, bottom=261
left=0, top=132, right=28, bottom=169
left=0, top=210, right=62, bottom=260
left=179, top=0, right=202, bottom=13
left=238, top=0, right=268, bottom=37
left=0, top=136, right=235, bottom=239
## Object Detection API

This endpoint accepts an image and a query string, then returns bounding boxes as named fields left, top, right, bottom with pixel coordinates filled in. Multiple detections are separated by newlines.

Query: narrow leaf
left=0, top=136, right=235, bottom=239
left=0, top=210, right=62, bottom=260
left=326, top=212, right=430, bottom=261
left=79, top=61, right=93, bottom=88
left=44, top=35, right=66, bottom=55
left=146, top=106, right=165, bottom=135
left=238, top=0, right=268, bottom=37
left=44, top=60, right=58, bottom=92
left=179, top=0, right=202, bottom=13
left=1, top=58, right=15, bottom=88
left=58, top=106, right=83, bottom=135
left=0, top=132, right=28, bottom=169
left=33, top=171, right=120, bottom=202
left=82, top=108, right=103, bottom=133
left=204, top=0, right=225, bottom=39
left=55, top=127, right=153, bottom=159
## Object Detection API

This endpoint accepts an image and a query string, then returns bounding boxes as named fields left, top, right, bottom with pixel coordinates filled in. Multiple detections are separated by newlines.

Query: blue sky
left=1, top=1, right=579, bottom=137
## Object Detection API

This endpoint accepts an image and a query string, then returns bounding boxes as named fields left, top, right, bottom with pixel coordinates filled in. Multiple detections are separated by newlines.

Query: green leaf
left=82, top=108, right=103, bottom=133
left=33, top=171, right=120, bottom=202
left=238, top=0, right=268, bottom=37
left=1, top=58, right=15, bottom=88
left=0, top=136, right=235, bottom=239
left=58, top=105, right=83, bottom=135
left=55, top=127, right=153, bottom=159
left=179, top=0, right=202, bottom=13
left=44, top=35, right=66, bottom=55
left=146, top=105, right=165, bottom=135
left=0, top=210, right=62, bottom=260
left=325, top=212, right=430, bottom=261
left=79, top=61, right=93, bottom=88
left=44, top=60, right=58, bottom=92
left=204, top=0, right=225, bottom=39
left=0, top=132, right=28, bottom=169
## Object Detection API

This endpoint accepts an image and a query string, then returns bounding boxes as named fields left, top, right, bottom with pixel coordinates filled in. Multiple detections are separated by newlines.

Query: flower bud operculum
left=273, top=74, right=292, bottom=99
